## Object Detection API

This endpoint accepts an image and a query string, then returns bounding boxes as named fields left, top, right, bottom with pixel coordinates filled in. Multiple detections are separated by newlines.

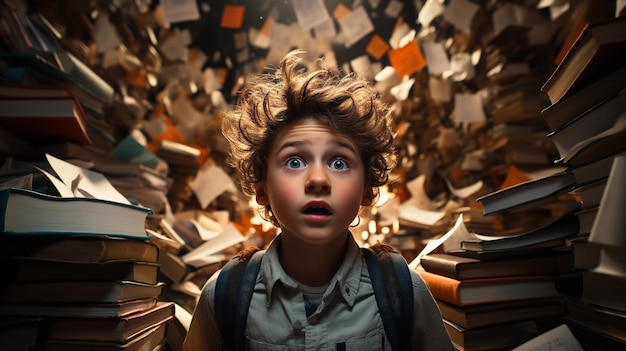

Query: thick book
left=580, top=270, right=626, bottom=313
left=443, top=318, right=546, bottom=351
left=564, top=296, right=626, bottom=341
left=4, top=259, right=160, bottom=285
left=477, top=151, right=619, bottom=216
left=420, top=251, right=573, bottom=280
left=436, top=298, right=564, bottom=329
left=548, top=90, right=626, bottom=162
left=0, top=297, right=158, bottom=318
left=556, top=124, right=626, bottom=168
left=0, top=187, right=152, bottom=238
left=45, top=301, right=174, bottom=343
left=540, top=16, right=626, bottom=105
left=0, top=235, right=159, bottom=263
left=1, top=280, right=165, bottom=303
left=476, top=172, right=576, bottom=215
left=459, top=205, right=580, bottom=252
left=541, top=65, right=626, bottom=132
left=40, top=320, right=167, bottom=351
left=417, top=268, right=574, bottom=307
left=0, top=85, right=92, bottom=145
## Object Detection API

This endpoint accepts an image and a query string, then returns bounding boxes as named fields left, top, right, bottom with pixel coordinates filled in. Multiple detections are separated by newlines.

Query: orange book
left=417, top=268, right=571, bottom=307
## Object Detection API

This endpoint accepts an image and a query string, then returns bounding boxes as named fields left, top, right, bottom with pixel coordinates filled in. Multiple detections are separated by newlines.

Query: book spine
left=417, top=269, right=463, bottom=306
left=419, top=257, right=460, bottom=279
left=0, top=188, right=10, bottom=232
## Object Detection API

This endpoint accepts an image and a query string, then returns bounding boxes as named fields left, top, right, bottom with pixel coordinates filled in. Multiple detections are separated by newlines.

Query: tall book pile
left=415, top=208, right=580, bottom=351
left=538, top=15, right=626, bottom=350
left=0, top=187, right=174, bottom=351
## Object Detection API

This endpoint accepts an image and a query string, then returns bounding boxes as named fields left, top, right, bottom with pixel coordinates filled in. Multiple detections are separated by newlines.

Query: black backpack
left=213, top=242, right=414, bottom=351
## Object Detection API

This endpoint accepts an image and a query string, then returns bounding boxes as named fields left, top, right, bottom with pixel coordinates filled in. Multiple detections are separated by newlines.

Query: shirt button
left=294, top=320, right=304, bottom=330
left=309, top=316, right=319, bottom=324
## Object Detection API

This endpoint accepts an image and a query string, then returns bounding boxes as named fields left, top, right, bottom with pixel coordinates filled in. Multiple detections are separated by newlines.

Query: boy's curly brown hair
left=222, top=50, right=396, bottom=226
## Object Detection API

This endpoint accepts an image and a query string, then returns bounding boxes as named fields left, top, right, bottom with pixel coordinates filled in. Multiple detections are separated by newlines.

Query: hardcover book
left=0, top=187, right=152, bottom=239
left=417, top=268, right=575, bottom=307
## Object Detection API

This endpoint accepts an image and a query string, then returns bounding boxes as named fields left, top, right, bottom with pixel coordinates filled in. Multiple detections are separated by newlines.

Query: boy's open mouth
left=302, top=202, right=332, bottom=216
left=303, top=206, right=331, bottom=215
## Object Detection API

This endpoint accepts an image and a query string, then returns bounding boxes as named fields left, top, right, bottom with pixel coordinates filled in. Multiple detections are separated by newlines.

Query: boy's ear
left=361, top=187, right=374, bottom=206
left=255, top=183, right=270, bottom=206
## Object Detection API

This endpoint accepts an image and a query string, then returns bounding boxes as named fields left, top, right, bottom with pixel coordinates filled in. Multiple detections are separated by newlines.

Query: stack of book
left=416, top=214, right=579, bottom=351
left=0, top=187, right=174, bottom=350
left=538, top=15, right=626, bottom=350
left=154, top=210, right=249, bottom=312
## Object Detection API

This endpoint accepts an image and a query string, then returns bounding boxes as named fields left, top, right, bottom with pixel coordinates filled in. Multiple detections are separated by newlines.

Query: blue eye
left=330, top=158, right=349, bottom=171
left=286, top=157, right=305, bottom=169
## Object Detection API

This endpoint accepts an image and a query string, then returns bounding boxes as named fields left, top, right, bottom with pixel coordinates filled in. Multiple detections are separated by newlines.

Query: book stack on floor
left=537, top=15, right=626, bottom=350
left=560, top=156, right=626, bottom=350
left=0, top=187, right=174, bottom=351
left=416, top=213, right=580, bottom=351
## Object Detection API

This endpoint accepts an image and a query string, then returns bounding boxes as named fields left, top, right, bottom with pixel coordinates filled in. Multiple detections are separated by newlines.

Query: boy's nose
left=305, top=164, right=330, bottom=194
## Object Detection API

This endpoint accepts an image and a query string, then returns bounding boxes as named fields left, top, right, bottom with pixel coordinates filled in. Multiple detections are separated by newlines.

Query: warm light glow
left=368, top=220, right=377, bottom=234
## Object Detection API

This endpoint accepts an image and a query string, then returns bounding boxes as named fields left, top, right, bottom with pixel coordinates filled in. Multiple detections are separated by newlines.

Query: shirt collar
left=260, top=233, right=363, bottom=307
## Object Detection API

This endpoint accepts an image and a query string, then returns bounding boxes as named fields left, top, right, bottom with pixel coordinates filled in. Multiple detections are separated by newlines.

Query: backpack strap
left=362, top=242, right=414, bottom=351
left=214, top=247, right=264, bottom=351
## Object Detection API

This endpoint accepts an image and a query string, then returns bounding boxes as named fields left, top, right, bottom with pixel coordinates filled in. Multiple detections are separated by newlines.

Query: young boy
left=183, top=51, right=453, bottom=350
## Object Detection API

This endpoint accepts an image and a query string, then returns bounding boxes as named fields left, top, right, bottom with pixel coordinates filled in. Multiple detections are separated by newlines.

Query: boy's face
left=255, top=118, right=371, bottom=245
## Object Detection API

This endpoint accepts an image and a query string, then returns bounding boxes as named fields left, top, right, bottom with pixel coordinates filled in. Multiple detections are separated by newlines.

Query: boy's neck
left=277, top=232, right=349, bottom=287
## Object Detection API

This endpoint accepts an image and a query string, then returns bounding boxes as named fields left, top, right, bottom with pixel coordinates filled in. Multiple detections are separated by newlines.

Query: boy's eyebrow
left=277, top=139, right=358, bottom=154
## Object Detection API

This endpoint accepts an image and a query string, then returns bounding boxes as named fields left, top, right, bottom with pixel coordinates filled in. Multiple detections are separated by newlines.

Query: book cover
left=548, top=91, right=626, bottom=162
left=0, top=94, right=92, bottom=145
left=1, top=280, right=165, bottom=304
left=45, top=301, right=174, bottom=343
left=580, top=270, right=626, bottom=313
left=4, top=259, right=160, bottom=285
left=0, top=187, right=152, bottom=238
left=564, top=296, right=626, bottom=341
left=0, top=235, right=159, bottom=263
left=476, top=172, right=576, bottom=215
left=416, top=268, right=573, bottom=307
left=0, top=297, right=158, bottom=318
left=541, top=65, right=626, bottom=132
left=556, top=122, right=626, bottom=168
left=443, top=318, right=546, bottom=351
left=436, top=297, right=564, bottom=329
left=40, top=320, right=167, bottom=351
left=459, top=204, right=580, bottom=252
left=420, top=251, right=573, bottom=280
left=541, top=16, right=626, bottom=105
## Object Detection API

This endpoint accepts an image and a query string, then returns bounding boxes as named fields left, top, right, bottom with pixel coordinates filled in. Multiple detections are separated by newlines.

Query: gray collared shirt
left=184, top=234, right=454, bottom=350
